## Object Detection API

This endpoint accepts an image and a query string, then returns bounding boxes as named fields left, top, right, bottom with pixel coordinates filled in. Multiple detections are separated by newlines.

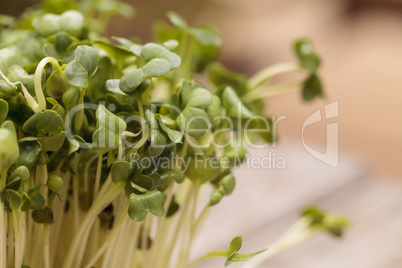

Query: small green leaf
left=41, top=131, right=66, bottom=152
left=47, top=175, right=63, bottom=193
left=144, top=190, right=165, bottom=217
left=209, top=189, right=223, bottom=206
left=128, top=190, right=165, bottom=221
left=166, top=11, right=188, bottom=30
left=119, top=69, right=144, bottom=93
left=226, top=249, right=268, bottom=266
left=0, top=121, right=19, bottom=170
left=46, top=70, right=69, bottom=98
left=219, top=174, right=236, bottom=195
left=160, top=170, right=185, bottom=184
left=6, top=189, right=21, bottom=210
left=65, top=60, right=89, bottom=88
left=0, top=99, right=9, bottom=124
left=92, top=105, right=127, bottom=152
left=222, top=87, right=253, bottom=118
left=176, top=107, right=210, bottom=138
left=128, top=193, right=148, bottom=221
left=32, top=207, right=54, bottom=224
left=142, top=58, right=171, bottom=77
left=105, top=79, right=127, bottom=96
left=158, top=116, right=182, bottom=143
left=111, top=161, right=132, bottom=183
left=185, top=88, right=213, bottom=109
left=185, top=155, right=220, bottom=184
left=16, top=140, right=42, bottom=168
left=22, top=110, right=63, bottom=136
left=294, top=38, right=320, bottom=73
left=224, top=236, right=268, bottom=266
left=75, top=45, right=99, bottom=77
left=28, top=186, right=46, bottom=210
left=302, top=74, right=323, bottom=101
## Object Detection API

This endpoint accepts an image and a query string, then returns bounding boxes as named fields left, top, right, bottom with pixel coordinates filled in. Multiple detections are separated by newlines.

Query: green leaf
left=75, top=45, right=99, bottom=77
left=219, top=174, right=236, bottom=195
left=41, top=131, right=66, bottom=152
left=128, top=193, right=148, bottom=221
left=224, top=236, right=268, bottom=266
left=209, top=189, right=223, bottom=206
left=176, top=107, right=210, bottom=138
left=46, top=70, right=69, bottom=98
left=140, top=43, right=181, bottom=69
left=16, top=140, right=42, bottom=168
left=208, top=62, right=249, bottom=97
left=166, top=11, right=188, bottom=30
left=47, top=175, right=63, bottom=193
left=185, top=155, right=220, bottom=184
left=33, top=11, right=84, bottom=37
left=22, top=110, right=63, bottom=136
left=92, top=105, right=127, bottom=152
left=0, top=99, right=8, bottom=125
left=111, top=161, right=132, bottom=183
left=145, top=190, right=165, bottom=216
left=119, top=69, right=144, bottom=93
left=160, top=170, right=185, bottom=184
left=6, top=189, right=21, bottom=210
left=158, top=116, right=182, bottom=143
left=166, top=196, right=179, bottom=217
left=0, top=121, right=19, bottom=170
left=226, top=249, right=268, bottom=266
left=65, top=60, right=89, bottom=88
left=62, top=87, right=80, bottom=110
left=128, top=190, right=165, bottom=221
left=302, top=74, right=323, bottom=101
left=207, top=96, right=224, bottom=128
left=222, top=87, right=253, bottom=118
left=32, top=207, right=54, bottom=224
left=54, top=32, right=74, bottom=55
left=28, top=185, right=46, bottom=210
left=294, top=38, right=320, bottom=73
left=0, top=48, right=23, bottom=73
left=142, top=58, right=171, bottom=77
left=223, top=143, right=248, bottom=167
left=0, top=80, right=17, bottom=95
left=185, top=87, right=213, bottom=109
left=105, top=79, right=127, bottom=96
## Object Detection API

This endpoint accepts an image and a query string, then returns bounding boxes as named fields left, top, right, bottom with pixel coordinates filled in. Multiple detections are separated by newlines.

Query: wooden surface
left=189, top=141, right=401, bottom=267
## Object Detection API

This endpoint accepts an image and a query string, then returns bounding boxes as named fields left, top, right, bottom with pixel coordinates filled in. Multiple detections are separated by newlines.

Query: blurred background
left=3, top=0, right=402, bottom=267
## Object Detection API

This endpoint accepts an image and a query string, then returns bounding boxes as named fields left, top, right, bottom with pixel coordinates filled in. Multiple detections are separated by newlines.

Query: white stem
left=248, top=62, right=306, bottom=89
left=34, top=57, right=63, bottom=112
left=0, top=70, right=39, bottom=112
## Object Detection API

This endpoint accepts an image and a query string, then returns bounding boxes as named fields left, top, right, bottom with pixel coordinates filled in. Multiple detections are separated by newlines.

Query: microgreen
left=0, top=1, right=345, bottom=267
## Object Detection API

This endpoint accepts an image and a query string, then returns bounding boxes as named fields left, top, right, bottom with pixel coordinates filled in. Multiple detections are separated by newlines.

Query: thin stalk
left=72, top=174, right=80, bottom=235
left=186, top=249, right=227, bottom=268
left=248, top=62, right=306, bottom=89
left=158, top=183, right=193, bottom=267
left=62, top=181, right=125, bottom=268
left=93, top=153, right=104, bottom=202
left=0, top=70, right=38, bottom=112
left=13, top=211, right=22, bottom=268
left=84, top=202, right=129, bottom=268
left=34, top=57, right=63, bottom=112
left=74, top=87, right=86, bottom=131
left=124, top=130, right=150, bottom=161
left=241, top=80, right=305, bottom=103
left=0, top=202, right=6, bottom=268
left=241, top=218, right=321, bottom=268
left=39, top=165, right=50, bottom=268
left=177, top=182, right=199, bottom=267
